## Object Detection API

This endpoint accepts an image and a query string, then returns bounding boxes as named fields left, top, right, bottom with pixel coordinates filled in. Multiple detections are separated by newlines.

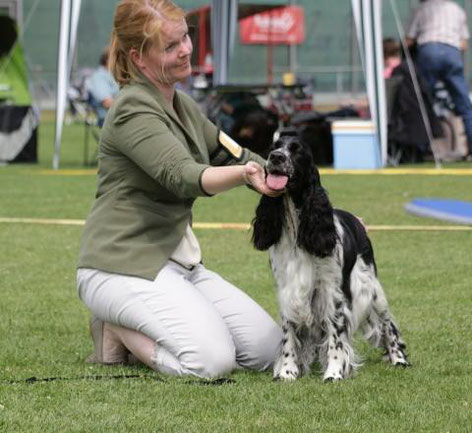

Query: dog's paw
left=273, top=362, right=300, bottom=381
left=274, top=367, right=299, bottom=382
left=273, top=354, right=300, bottom=382
left=323, top=371, right=344, bottom=382
left=392, top=358, right=411, bottom=368
left=384, top=350, right=410, bottom=367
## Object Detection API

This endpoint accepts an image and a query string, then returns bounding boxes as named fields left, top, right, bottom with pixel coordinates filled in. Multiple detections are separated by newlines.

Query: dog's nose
left=269, top=151, right=287, bottom=165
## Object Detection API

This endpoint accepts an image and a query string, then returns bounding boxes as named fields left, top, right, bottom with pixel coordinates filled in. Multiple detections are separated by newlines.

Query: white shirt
left=170, top=224, right=201, bottom=269
left=407, top=0, right=469, bottom=50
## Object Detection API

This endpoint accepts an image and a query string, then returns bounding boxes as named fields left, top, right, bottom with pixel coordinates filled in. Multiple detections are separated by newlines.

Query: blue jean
left=417, top=42, right=472, bottom=154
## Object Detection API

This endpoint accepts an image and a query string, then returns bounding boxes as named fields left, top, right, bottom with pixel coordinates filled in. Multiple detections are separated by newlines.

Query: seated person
left=87, top=49, right=119, bottom=126
left=383, top=38, right=402, bottom=79
left=385, top=39, right=443, bottom=162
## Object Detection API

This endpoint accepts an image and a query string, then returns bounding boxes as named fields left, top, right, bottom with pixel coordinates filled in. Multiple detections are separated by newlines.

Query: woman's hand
left=244, top=161, right=285, bottom=197
left=200, top=163, right=285, bottom=196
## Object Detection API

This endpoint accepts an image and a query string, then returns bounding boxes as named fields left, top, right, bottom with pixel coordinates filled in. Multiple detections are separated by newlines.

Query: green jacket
left=78, top=75, right=264, bottom=280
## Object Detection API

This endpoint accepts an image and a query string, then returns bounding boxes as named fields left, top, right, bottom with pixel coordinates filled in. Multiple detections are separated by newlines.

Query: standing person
left=406, top=0, right=472, bottom=159
left=76, top=0, right=283, bottom=379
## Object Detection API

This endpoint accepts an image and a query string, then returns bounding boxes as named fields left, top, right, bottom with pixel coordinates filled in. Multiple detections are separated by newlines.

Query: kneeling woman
left=76, top=0, right=282, bottom=379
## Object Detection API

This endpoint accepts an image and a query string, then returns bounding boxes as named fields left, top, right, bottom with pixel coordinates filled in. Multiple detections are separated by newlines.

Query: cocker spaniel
left=253, top=134, right=409, bottom=381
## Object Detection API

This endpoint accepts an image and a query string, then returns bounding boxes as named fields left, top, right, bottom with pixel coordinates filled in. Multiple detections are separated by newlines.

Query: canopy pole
left=53, top=0, right=72, bottom=170
left=351, top=0, right=387, bottom=167
left=211, top=0, right=237, bottom=86
left=68, top=0, right=82, bottom=79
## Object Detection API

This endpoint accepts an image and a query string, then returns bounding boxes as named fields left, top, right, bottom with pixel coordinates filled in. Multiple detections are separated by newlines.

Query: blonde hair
left=109, top=0, right=186, bottom=86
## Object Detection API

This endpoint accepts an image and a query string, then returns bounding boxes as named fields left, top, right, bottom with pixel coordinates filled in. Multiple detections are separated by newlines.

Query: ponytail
left=109, top=30, right=134, bottom=87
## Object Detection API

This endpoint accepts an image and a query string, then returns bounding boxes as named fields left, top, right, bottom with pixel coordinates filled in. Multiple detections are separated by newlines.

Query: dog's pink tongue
left=266, top=174, right=288, bottom=191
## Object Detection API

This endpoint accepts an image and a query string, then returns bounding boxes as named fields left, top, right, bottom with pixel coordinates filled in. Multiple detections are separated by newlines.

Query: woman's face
left=139, top=18, right=193, bottom=86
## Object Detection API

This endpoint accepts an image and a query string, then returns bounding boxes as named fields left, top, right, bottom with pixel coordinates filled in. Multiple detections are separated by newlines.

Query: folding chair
left=83, top=94, right=104, bottom=166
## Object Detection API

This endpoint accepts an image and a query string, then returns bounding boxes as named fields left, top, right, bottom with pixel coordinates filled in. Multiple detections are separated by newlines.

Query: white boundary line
left=0, top=217, right=471, bottom=231
left=0, top=217, right=85, bottom=226
left=35, top=168, right=472, bottom=176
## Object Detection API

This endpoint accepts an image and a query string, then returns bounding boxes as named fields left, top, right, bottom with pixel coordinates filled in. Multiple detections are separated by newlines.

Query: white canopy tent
left=211, top=0, right=237, bottom=86
left=351, top=0, right=387, bottom=166
left=53, top=0, right=81, bottom=170
left=52, top=0, right=398, bottom=169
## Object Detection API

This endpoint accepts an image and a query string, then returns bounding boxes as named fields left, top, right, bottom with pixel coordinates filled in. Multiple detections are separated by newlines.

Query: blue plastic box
left=331, top=120, right=381, bottom=169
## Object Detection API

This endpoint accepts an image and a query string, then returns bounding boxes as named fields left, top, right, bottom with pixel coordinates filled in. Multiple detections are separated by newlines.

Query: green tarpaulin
left=0, top=15, right=31, bottom=105
left=0, top=43, right=31, bottom=105
left=0, top=14, right=37, bottom=163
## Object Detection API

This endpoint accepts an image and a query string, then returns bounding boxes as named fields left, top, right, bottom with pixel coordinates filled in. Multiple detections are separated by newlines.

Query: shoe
left=86, top=317, right=129, bottom=365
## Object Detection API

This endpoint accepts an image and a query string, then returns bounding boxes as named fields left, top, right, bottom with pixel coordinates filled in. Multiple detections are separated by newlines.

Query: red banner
left=239, top=6, right=305, bottom=45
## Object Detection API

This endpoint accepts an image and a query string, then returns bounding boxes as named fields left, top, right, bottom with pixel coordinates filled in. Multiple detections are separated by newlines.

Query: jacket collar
left=132, top=72, right=199, bottom=148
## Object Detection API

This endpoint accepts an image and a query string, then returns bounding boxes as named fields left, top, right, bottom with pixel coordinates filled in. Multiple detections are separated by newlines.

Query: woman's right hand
left=244, top=162, right=285, bottom=197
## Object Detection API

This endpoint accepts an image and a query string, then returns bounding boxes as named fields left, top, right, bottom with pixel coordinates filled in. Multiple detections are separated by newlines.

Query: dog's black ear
left=297, top=184, right=337, bottom=257
left=252, top=195, right=285, bottom=250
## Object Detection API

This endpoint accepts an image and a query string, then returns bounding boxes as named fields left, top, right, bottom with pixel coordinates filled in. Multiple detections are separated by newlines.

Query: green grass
left=0, top=118, right=471, bottom=432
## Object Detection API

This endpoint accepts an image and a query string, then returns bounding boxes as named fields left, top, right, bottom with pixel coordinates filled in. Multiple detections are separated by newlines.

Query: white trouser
left=77, top=261, right=282, bottom=379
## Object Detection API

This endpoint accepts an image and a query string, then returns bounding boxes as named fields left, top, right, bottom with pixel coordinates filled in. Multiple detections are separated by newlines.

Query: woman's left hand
left=244, top=161, right=285, bottom=197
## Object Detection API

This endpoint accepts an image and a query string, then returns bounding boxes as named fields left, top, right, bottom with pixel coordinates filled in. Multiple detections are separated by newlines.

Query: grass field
left=1, top=119, right=471, bottom=432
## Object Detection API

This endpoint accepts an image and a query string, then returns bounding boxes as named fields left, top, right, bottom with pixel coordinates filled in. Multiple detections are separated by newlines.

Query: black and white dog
left=253, top=135, right=409, bottom=381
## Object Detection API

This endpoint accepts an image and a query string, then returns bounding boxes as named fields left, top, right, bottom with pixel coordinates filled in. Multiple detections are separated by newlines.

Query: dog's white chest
left=268, top=199, right=343, bottom=326
left=269, top=228, right=321, bottom=326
